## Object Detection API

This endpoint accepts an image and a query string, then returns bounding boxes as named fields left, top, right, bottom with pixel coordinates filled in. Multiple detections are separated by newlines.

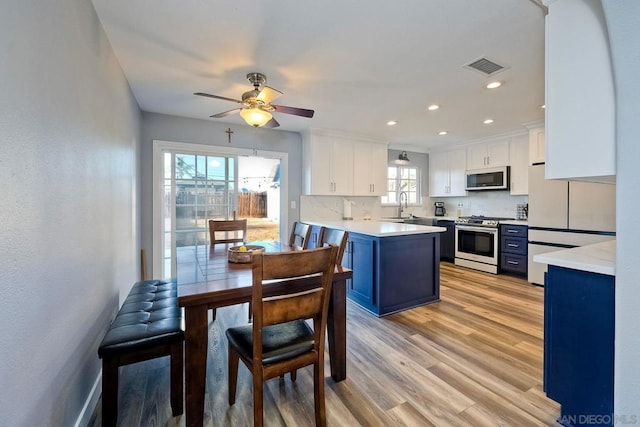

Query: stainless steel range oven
left=454, top=216, right=511, bottom=274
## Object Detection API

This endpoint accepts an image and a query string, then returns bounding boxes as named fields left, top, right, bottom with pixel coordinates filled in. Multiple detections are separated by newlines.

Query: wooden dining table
left=176, top=241, right=352, bottom=427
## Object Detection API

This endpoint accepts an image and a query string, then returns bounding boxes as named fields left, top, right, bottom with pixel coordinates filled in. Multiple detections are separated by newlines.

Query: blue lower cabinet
left=344, top=234, right=375, bottom=310
left=344, top=232, right=440, bottom=316
left=544, top=265, right=614, bottom=426
left=499, top=224, right=528, bottom=276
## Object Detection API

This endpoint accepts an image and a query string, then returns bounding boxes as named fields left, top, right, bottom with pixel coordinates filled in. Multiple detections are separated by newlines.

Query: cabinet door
left=352, top=142, right=388, bottom=196
left=330, top=138, right=354, bottom=195
left=369, top=143, right=388, bottom=195
left=466, top=144, right=487, bottom=170
left=467, top=141, right=508, bottom=169
left=428, top=151, right=450, bottom=197
left=352, top=142, right=371, bottom=196
left=529, top=127, right=545, bottom=164
left=487, top=141, right=509, bottom=167
left=346, top=236, right=375, bottom=308
left=509, top=138, right=529, bottom=195
left=447, top=149, right=467, bottom=196
left=544, top=266, right=614, bottom=418
left=545, top=0, right=615, bottom=180
left=308, top=134, right=334, bottom=195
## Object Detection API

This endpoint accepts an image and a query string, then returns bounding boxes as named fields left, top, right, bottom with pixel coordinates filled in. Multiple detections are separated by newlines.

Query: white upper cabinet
left=304, top=133, right=353, bottom=195
left=544, top=0, right=615, bottom=181
left=429, top=149, right=467, bottom=197
left=466, top=140, right=509, bottom=170
left=303, top=132, right=387, bottom=196
left=352, top=141, right=388, bottom=196
left=509, top=136, right=529, bottom=195
left=528, top=126, right=545, bottom=164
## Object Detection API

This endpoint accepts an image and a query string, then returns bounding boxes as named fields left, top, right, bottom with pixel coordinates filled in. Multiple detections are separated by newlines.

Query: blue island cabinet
left=343, top=232, right=440, bottom=316
left=544, top=265, right=614, bottom=427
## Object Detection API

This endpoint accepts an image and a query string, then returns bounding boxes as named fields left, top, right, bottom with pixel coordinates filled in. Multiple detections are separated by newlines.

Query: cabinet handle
left=507, top=230, right=518, bottom=233
left=507, top=260, right=520, bottom=265
left=507, top=243, right=519, bottom=248
left=487, top=156, right=490, bottom=165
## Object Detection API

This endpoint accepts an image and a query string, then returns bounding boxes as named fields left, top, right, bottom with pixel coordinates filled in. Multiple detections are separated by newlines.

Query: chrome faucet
left=398, top=191, right=408, bottom=218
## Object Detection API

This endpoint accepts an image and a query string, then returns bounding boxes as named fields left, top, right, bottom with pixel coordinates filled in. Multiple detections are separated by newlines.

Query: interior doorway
left=152, top=140, right=286, bottom=279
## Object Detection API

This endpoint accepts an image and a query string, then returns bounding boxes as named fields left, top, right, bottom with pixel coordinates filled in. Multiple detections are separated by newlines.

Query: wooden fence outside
left=237, top=192, right=267, bottom=218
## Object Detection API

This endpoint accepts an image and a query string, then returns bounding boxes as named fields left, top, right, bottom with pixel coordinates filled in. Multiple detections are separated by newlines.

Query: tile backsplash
left=300, top=191, right=528, bottom=221
left=431, top=191, right=528, bottom=218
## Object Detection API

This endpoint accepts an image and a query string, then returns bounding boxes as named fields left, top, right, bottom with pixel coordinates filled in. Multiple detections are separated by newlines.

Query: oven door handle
left=455, top=225, right=498, bottom=234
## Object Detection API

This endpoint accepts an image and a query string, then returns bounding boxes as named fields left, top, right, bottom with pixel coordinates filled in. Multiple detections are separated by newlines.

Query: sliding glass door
left=153, top=140, right=289, bottom=279
left=161, top=152, right=237, bottom=277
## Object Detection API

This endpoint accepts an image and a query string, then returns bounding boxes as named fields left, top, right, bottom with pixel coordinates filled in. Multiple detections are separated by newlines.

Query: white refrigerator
left=527, top=164, right=615, bottom=284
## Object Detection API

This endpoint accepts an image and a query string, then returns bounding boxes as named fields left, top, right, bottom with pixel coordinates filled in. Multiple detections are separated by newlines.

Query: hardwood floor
left=89, top=262, right=560, bottom=426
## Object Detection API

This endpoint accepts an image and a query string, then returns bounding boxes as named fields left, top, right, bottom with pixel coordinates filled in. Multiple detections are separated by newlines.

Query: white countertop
left=533, top=240, right=616, bottom=276
left=304, top=220, right=446, bottom=237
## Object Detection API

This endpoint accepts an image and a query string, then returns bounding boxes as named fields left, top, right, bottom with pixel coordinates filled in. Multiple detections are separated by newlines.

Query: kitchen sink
left=402, top=218, right=436, bottom=226
left=381, top=216, right=435, bottom=225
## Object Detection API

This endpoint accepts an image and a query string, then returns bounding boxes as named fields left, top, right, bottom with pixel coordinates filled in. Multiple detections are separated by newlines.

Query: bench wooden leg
left=102, top=357, right=119, bottom=427
left=170, top=341, right=184, bottom=416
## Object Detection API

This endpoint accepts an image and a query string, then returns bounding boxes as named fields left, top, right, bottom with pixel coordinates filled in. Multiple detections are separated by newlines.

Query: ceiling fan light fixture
left=240, top=107, right=272, bottom=127
left=395, top=151, right=410, bottom=165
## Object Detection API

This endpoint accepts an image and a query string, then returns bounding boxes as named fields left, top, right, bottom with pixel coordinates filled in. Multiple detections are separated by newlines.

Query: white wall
left=0, top=0, right=141, bottom=425
left=602, top=0, right=640, bottom=417
left=140, top=112, right=303, bottom=273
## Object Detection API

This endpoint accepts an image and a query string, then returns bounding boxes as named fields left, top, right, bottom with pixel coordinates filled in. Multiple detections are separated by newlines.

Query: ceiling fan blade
left=263, top=117, right=280, bottom=128
left=194, top=92, right=243, bottom=104
left=272, top=104, right=315, bottom=118
left=210, top=108, right=241, bottom=118
left=256, top=86, right=283, bottom=104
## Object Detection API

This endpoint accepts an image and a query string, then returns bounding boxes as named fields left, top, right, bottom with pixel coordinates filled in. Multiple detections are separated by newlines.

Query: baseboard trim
left=74, top=370, right=101, bottom=427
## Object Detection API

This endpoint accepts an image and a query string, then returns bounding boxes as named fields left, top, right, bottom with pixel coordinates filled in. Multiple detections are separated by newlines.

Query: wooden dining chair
left=317, top=227, right=348, bottom=266
left=208, top=218, right=248, bottom=322
left=289, top=221, right=312, bottom=250
left=209, top=218, right=248, bottom=246
left=225, top=245, right=339, bottom=427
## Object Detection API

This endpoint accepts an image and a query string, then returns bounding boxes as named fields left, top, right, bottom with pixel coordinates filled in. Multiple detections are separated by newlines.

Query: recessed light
left=427, top=104, right=439, bottom=111
left=438, top=131, right=448, bottom=136
left=486, top=81, right=502, bottom=89
left=483, top=119, right=494, bottom=124
left=387, top=120, right=397, bottom=126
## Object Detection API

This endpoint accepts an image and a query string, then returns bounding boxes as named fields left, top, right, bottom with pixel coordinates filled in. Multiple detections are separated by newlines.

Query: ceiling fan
left=194, top=72, right=315, bottom=128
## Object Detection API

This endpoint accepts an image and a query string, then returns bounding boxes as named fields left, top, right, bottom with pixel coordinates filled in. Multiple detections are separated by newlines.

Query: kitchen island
left=305, top=220, right=445, bottom=316
left=534, top=240, right=615, bottom=427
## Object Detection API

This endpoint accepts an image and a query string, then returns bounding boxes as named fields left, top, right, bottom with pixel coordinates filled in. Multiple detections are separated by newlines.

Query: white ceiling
left=92, top=0, right=546, bottom=151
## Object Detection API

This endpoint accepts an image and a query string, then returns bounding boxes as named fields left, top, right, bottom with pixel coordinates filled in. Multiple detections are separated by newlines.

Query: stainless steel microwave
left=465, top=166, right=510, bottom=191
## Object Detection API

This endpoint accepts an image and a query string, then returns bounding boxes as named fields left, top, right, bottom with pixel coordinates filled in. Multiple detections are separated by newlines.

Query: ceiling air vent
left=463, top=57, right=507, bottom=76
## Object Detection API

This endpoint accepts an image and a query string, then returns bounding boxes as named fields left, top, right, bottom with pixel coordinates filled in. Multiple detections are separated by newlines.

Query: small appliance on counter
left=434, top=202, right=446, bottom=217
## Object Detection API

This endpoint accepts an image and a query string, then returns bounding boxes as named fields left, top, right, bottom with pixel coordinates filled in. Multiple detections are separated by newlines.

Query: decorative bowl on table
left=227, top=245, right=265, bottom=263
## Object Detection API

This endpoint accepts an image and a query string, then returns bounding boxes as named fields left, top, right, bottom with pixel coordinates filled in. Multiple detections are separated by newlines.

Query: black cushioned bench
left=98, top=279, right=184, bottom=427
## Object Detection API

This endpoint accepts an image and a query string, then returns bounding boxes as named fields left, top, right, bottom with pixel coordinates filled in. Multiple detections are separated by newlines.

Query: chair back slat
left=209, top=219, right=247, bottom=245
left=262, top=288, right=324, bottom=326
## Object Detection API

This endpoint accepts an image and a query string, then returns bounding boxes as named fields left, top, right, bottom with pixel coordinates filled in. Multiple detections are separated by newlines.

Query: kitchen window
left=381, top=166, right=421, bottom=205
